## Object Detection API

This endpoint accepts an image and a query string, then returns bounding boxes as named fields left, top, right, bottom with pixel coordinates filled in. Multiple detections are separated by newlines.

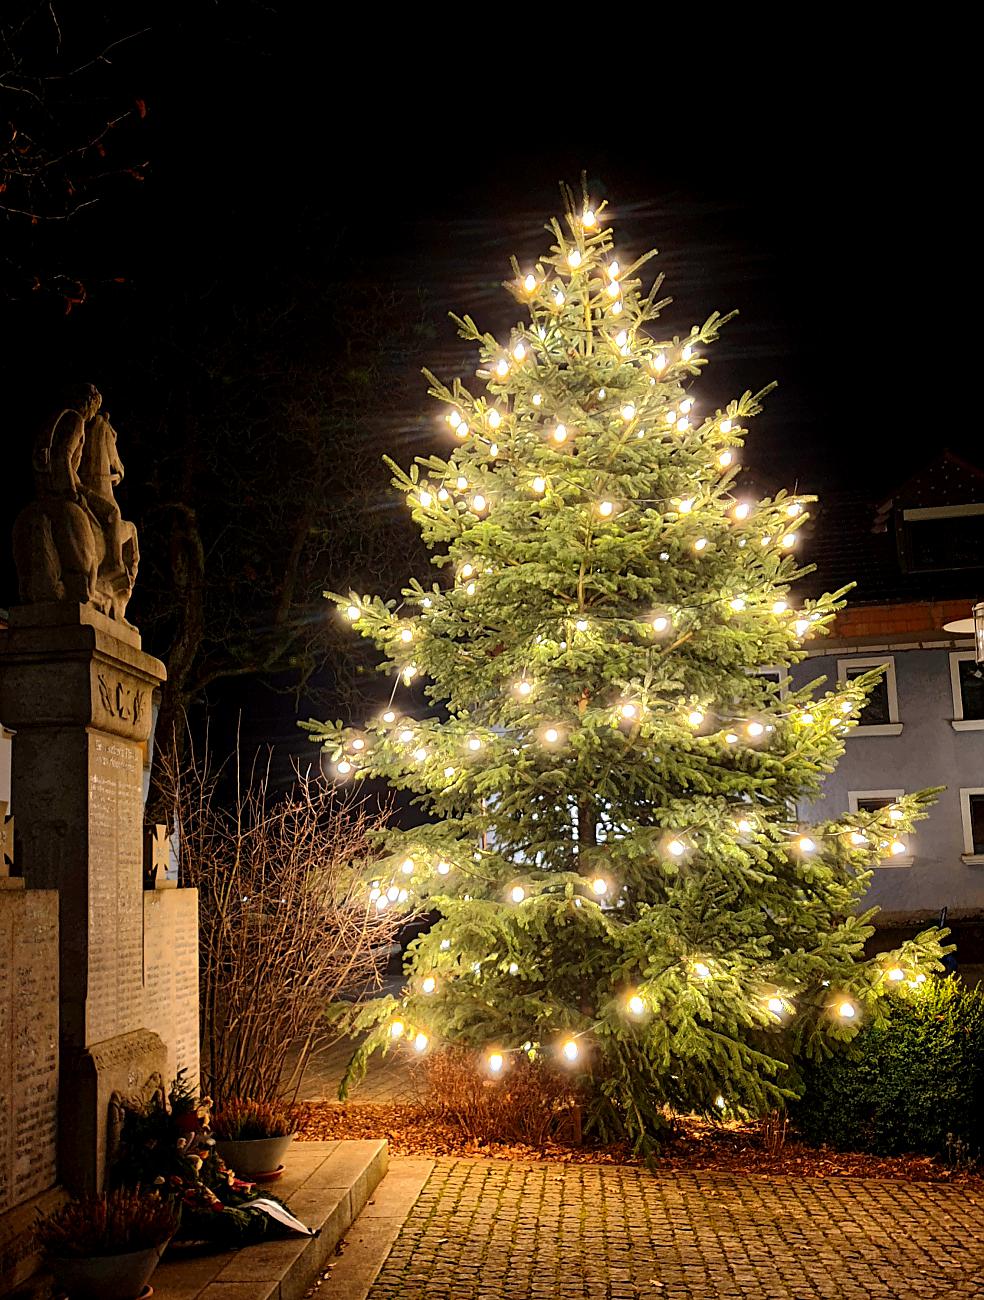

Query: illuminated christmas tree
left=306, top=186, right=943, bottom=1148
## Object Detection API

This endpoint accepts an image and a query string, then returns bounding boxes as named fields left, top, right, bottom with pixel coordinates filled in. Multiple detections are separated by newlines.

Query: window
left=751, top=666, right=789, bottom=699
left=837, top=656, right=902, bottom=736
left=949, top=651, right=984, bottom=731
left=960, top=789, right=984, bottom=864
left=848, top=790, right=912, bottom=865
left=897, top=504, right=984, bottom=574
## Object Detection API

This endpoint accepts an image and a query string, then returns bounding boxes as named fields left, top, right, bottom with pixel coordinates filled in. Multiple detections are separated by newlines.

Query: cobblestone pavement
left=365, top=1159, right=984, bottom=1300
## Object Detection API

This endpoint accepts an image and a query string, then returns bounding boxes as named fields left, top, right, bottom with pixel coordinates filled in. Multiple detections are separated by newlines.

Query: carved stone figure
left=11, top=385, right=140, bottom=624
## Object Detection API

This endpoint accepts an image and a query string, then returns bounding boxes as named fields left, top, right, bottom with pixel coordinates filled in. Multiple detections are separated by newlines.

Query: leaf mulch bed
left=294, top=1101, right=982, bottom=1187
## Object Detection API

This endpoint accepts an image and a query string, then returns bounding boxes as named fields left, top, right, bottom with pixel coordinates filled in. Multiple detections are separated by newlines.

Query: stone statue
left=12, top=385, right=140, bottom=625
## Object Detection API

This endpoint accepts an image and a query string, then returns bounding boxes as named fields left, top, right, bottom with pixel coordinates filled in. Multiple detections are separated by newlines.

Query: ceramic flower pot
left=213, top=1132, right=296, bottom=1181
left=50, top=1241, right=167, bottom=1300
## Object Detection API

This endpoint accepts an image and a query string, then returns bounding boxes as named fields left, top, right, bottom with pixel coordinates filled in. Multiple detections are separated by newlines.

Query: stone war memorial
left=0, top=386, right=199, bottom=1291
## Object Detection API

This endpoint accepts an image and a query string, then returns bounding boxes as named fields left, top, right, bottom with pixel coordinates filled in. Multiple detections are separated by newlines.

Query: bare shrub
left=418, top=1047, right=582, bottom=1147
left=762, top=1108, right=789, bottom=1158
left=165, top=743, right=399, bottom=1106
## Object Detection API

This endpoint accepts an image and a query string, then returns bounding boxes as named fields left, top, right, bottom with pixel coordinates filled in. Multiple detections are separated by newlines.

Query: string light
left=413, top=747, right=428, bottom=762
left=488, top=409, right=502, bottom=429
left=667, top=839, right=686, bottom=858
left=515, top=679, right=533, bottom=698
left=682, top=344, right=694, bottom=361
left=345, top=605, right=361, bottom=621
left=398, top=728, right=414, bottom=743
left=676, top=418, right=690, bottom=432
left=781, top=533, right=797, bottom=549
left=552, top=423, right=568, bottom=443
left=336, top=760, right=352, bottom=776
left=714, top=1095, right=726, bottom=1110
left=627, top=993, right=646, bottom=1017
left=382, top=710, right=396, bottom=724
left=889, top=840, right=908, bottom=856
left=567, top=249, right=582, bottom=269
left=620, top=702, right=639, bottom=720
left=582, top=209, right=597, bottom=228
left=719, top=418, right=733, bottom=434
left=438, top=488, right=449, bottom=502
left=523, top=273, right=537, bottom=292
left=797, top=836, right=817, bottom=854
left=849, top=832, right=868, bottom=846
left=495, top=358, right=509, bottom=377
left=694, top=537, right=708, bottom=552
left=444, top=766, right=455, bottom=778
left=678, top=497, right=695, bottom=513
left=437, top=861, right=451, bottom=875
left=456, top=476, right=468, bottom=491
left=414, top=1032, right=428, bottom=1052
left=532, top=476, right=546, bottom=494
left=652, top=615, right=670, bottom=633
left=421, top=976, right=437, bottom=994
left=465, top=581, right=477, bottom=595
left=553, top=288, right=565, bottom=307
left=652, top=352, right=667, bottom=372
left=351, top=738, right=365, bottom=751
left=403, top=666, right=419, bottom=683
left=620, top=403, right=636, bottom=421
left=597, top=500, right=615, bottom=518
left=400, top=627, right=413, bottom=643
left=467, top=737, right=482, bottom=752
left=837, top=1001, right=856, bottom=1020
left=488, top=1051, right=504, bottom=1074
left=401, top=858, right=415, bottom=875
left=542, top=727, right=562, bottom=745
left=799, top=711, right=814, bottom=725
left=562, top=1039, right=579, bottom=1061
left=786, top=502, right=803, bottom=516
left=729, top=597, right=746, bottom=612
left=488, top=443, right=499, bottom=458
left=575, top=618, right=589, bottom=632
left=746, top=721, right=765, bottom=738
left=687, top=709, right=704, bottom=727
left=447, top=409, right=463, bottom=430
left=591, top=877, right=608, bottom=896
left=693, top=962, right=711, bottom=979
left=733, top=502, right=751, bottom=520
left=794, top=618, right=811, bottom=637
left=767, top=996, right=784, bottom=1015
left=472, top=493, right=487, bottom=513
left=532, top=392, right=543, bottom=406
left=606, top=281, right=620, bottom=299
left=418, top=489, right=433, bottom=507
left=736, top=818, right=754, bottom=834
left=512, top=341, right=527, bottom=362
left=390, top=1020, right=405, bottom=1039
left=772, top=600, right=788, bottom=615
left=510, top=885, right=526, bottom=903
left=718, top=450, right=734, bottom=467
left=887, top=967, right=905, bottom=982
left=455, top=423, right=469, bottom=440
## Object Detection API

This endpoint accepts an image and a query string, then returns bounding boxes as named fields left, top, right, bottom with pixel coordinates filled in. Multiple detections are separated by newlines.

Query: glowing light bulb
left=889, top=807, right=905, bottom=822
left=465, top=737, right=482, bottom=753
left=720, top=418, right=733, bottom=434
left=456, top=476, right=468, bottom=491
left=733, top=502, right=751, bottom=521
left=652, top=615, right=669, bottom=632
left=575, top=618, right=589, bottom=631
left=523, top=273, right=537, bottom=292
left=421, top=975, right=436, bottom=994
left=386, top=885, right=399, bottom=902
left=694, top=962, right=711, bottom=979
left=509, top=962, right=520, bottom=975
left=495, top=358, right=509, bottom=377
left=336, top=760, right=352, bottom=775
left=403, top=665, right=418, bottom=682
left=890, top=840, right=908, bottom=856
left=345, top=605, right=361, bottom=621
left=718, top=450, right=734, bottom=467
left=620, top=403, right=636, bottom=421
left=725, top=732, right=739, bottom=745
left=553, top=288, right=565, bottom=306
left=401, top=858, right=415, bottom=876
left=512, top=341, right=526, bottom=362
left=532, top=476, right=546, bottom=494
left=488, top=409, right=502, bottom=429
left=715, top=1095, right=726, bottom=1110
left=687, top=709, right=704, bottom=728
left=488, top=443, right=498, bottom=458
left=767, top=997, right=784, bottom=1015
left=414, top=1032, right=428, bottom=1052
left=786, top=502, right=803, bottom=516
left=567, top=249, right=582, bottom=269
left=472, top=493, right=487, bottom=513
left=737, top=818, right=754, bottom=834
left=607, top=260, right=619, bottom=279
left=837, top=1001, right=856, bottom=1020
left=606, top=280, right=620, bottom=299
left=798, top=837, right=816, bottom=854
left=552, top=423, right=568, bottom=443
left=794, top=618, right=811, bottom=637
left=772, top=600, right=788, bottom=615
left=460, top=564, right=474, bottom=579
left=747, top=721, right=765, bottom=738
left=620, top=702, right=638, bottom=719
left=419, top=489, right=433, bottom=507
left=413, top=747, right=428, bottom=763
left=400, top=627, right=413, bottom=642
left=887, top=967, right=905, bottom=982
left=667, top=839, right=686, bottom=858
left=597, top=500, right=615, bottom=518
left=676, top=417, right=690, bottom=432
left=375, top=894, right=389, bottom=910
left=448, top=410, right=462, bottom=430
left=582, top=209, right=596, bottom=228
left=532, top=392, right=542, bottom=406
left=615, top=329, right=628, bottom=348
left=516, top=680, right=533, bottom=697
left=678, top=497, right=694, bottom=513
left=799, top=711, right=814, bottom=725
left=437, top=861, right=451, bottom=875
left=850, top=831, right=868, bottom=846
left=543, top=727, right=560, bottom=745
left=398, top=728, right=413, bottom=743
left=652, top=352, right=667, bottom=372
left=694, top=537, right=708, bottom=552
left=455, top=423, right=469, bottom=439
left=682, top=344, right=694, bottom=361
left=466, top=581, right=476, bottom=595
left=390, top=1020, right=405, bottom=1039
left=382, top=710, right=396, bottom=724
left=510, top=885, right=526, bottom=903
left=562, top=1039, right=579, bottom=1061
left=351, top=738, right=365, bottom=751
left=915, top=973, right=927, bottom=985
left=628, top=994, right=646, bottom=1016
left=729, top=597, right=746, bottom=612
left=840, top=701, right=853, bottom=714
left=781, top=533, right=797, bottom=549
left=591, top=877, right=608, bottom=896
left=438, top=487, right=449, bottom=502
left=443, top=766, right=455, bottom=778
left=488, top=1051, right=504, bottom=1074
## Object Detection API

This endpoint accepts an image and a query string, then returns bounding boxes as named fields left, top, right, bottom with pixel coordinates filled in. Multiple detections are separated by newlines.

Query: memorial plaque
left=143, top=890, right=200, bottom=1089
left=0, top=892, right=58, bottom=1216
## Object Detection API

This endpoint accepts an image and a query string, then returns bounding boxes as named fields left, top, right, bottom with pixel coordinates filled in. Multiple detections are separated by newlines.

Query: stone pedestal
left=0, top=603, right=171, bottom=1193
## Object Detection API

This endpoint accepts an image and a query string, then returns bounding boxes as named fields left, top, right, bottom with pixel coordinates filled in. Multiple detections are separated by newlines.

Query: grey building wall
left=791, top=642, right=984, bottom=921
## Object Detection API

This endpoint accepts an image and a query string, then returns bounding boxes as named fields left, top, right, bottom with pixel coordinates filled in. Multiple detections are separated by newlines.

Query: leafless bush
left=418, top=1047, right=583, bottom=1147
left=761, top=1108, right=789, bottom=1158
left=165, top=743, right=399, bottom=1107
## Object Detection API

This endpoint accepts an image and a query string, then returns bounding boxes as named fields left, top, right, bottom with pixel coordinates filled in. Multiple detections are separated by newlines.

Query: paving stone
left=362, top=1159, right=984, bottom=1300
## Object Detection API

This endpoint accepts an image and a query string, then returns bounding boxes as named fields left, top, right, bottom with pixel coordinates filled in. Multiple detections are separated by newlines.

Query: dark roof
left=798, top=451, right=984, bottom=605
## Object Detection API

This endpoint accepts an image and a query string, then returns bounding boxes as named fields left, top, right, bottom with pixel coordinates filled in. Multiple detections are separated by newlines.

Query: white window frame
left=959, top=788, right=984, bottom=864
left=750, top=665, right=790, bottom=700
left=848, top=789, right=912, bottom=866
left=949, top=651, right=984, bottom=731
left=837, top=656, right=902, bottom=736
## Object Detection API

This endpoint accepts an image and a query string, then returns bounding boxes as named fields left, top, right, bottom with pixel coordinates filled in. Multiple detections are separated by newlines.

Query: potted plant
left=37, top=1186, right=179, bottom=1300
left=211, top=1099, right=297, bottom=1182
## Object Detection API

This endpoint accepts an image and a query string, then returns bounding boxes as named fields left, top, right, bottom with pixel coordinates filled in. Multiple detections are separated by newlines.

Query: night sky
left=1, top=6, right=969, bottom=761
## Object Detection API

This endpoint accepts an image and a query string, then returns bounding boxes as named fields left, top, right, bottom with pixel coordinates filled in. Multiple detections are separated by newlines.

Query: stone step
left=149, top=1139, right=388, bottom=1300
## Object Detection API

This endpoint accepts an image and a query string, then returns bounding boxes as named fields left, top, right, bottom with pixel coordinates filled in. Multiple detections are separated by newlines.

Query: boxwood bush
left=793, top=978, right=984, bottom=1159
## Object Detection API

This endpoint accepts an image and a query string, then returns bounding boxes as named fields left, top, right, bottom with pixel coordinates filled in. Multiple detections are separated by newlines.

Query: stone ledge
left=152, top=1139, right=388, bottom=1300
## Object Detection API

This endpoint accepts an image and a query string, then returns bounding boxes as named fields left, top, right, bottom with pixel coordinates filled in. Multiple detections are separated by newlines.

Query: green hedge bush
left=793, top=978, right=984, bottom=1159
